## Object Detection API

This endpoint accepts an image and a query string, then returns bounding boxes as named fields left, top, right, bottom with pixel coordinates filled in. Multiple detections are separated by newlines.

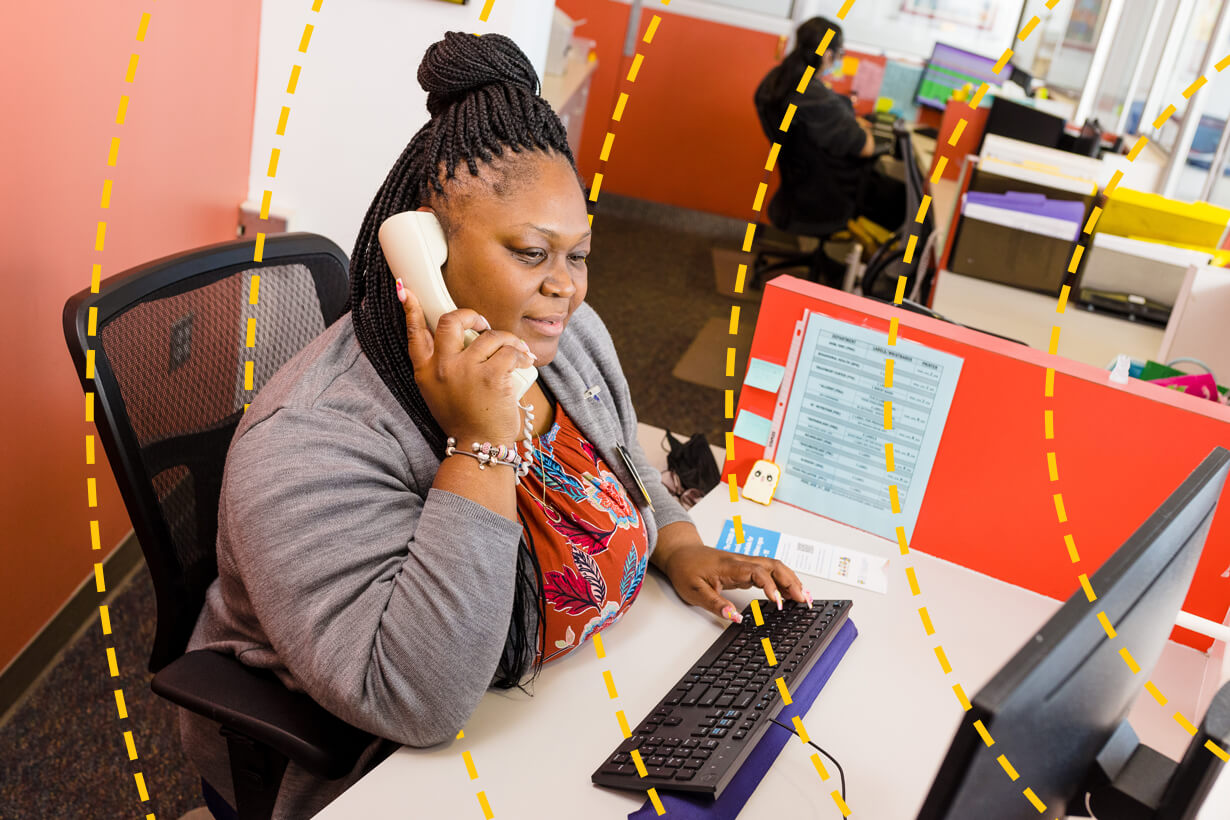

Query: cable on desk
left=767, top=716, right=846, bottom=804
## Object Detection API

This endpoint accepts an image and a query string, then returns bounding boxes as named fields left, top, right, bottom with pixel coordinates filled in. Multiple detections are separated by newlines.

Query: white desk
left=931, top=271, right=1167, bottom=369
left=318, top=482, right=1228, bottom=819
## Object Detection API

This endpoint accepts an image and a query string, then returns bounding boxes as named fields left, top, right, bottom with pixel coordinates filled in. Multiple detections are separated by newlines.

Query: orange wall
left=557, top=0, right=785, bottom=220
left=0, top=2, right=260, bottom=672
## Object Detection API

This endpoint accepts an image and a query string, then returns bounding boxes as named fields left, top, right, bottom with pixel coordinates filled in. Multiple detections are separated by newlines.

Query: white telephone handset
left=379, top=210, right=538, bottom=400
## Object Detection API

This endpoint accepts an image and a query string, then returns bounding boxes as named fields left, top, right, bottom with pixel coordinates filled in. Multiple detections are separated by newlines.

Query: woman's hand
left=653, top=522, right=812, bottom=624
left=397, top=279, right=536, bottom=445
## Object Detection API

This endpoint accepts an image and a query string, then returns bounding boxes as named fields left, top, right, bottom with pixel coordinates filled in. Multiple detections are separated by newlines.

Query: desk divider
left=730, top=275, right=1230, bottom=651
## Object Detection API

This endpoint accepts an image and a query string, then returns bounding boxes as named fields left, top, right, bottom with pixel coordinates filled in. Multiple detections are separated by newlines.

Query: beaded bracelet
left=445, top=436, right=533, bottom=480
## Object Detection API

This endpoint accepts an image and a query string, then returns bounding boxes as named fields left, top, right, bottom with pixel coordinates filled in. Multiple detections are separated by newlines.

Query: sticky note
left=841, top=56, right=860, bottom=77
left=744, top=358, right=786, bottom=393
left=875, top=97, right=894, bottom=113
left=733, top=410, right=773, bottom=446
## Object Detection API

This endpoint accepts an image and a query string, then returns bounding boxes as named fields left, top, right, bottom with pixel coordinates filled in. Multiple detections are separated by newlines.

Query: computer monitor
left=979, top=96, right=1067, bottom=152
left=915, top=43, right=1004, bottom=110
left=917, top=446, right=1230, bottom=819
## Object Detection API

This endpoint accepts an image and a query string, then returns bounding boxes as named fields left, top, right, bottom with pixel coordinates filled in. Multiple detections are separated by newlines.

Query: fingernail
left=774, top=591, right=784, bottom=611
left=805, top=590, right=813, bottom=610
left=477, top=315, right=491, bottom=331
left=395, top=278, right=406, bottom=303
left=722, top=605, right=743, bottom=624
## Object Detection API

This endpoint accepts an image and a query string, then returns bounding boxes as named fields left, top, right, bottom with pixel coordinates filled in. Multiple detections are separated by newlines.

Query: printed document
left=772, top=312, right=963, bottom=541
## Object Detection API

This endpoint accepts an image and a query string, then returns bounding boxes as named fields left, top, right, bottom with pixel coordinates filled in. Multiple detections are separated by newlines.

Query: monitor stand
left=1070, top=681, right=1229, bottom=819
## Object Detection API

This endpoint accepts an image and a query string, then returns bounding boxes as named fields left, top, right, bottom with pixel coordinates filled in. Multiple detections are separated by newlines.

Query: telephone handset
left=378, top=210, right=538, bottom=400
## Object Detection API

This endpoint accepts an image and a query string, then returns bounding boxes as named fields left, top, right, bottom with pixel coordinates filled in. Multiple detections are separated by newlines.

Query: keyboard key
left=663, top=716, right=683, bottom=726
left=649, top=766, right=671, bottom=779
left=649, top=737, right=666, bottom=747
left=682, top=739, right=700, bottom=749
left=699, top=718, right=717, bottom=728
left=735, top=693, right=756, bottom=709
left=710, top=728, right=728, bottom=738
left=741, top=722, right=753, bottom=731
left=692, top=750, right=711, bottom=761
left=683, top=759, right=704, bottom=769
left=714, top=694, right=736, bottom=708
left=613, top=753, right=631, bottom=764
left=674, top=769, right=697, bottom=781
left=699, top=688, right=723, bottom=707
left=717, top=719, right=735, bottom=728
left=690, top=729, right=709, bottom=737
left=682, top=683, right=708, bottom=706
left=666, top=758, right=685, bottom=769
left=677, top=748, right=693, bottom=757
left=702, top=739, right=720, bottom=749
left=646, top=756, right=666, bottom=767
left=661, top=738, right=679, bottom=747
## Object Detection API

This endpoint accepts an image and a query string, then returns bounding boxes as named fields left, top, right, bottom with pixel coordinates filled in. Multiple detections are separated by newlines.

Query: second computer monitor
left=915, top=43, right=1004, bottom=110
left=917, top=446, right=1229, bottom=819
left=980, top=96, right=1067, bottom=152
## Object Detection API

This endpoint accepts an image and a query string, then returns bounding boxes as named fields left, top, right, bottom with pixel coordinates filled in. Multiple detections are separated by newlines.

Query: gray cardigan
left=179, top=302, right=693, bottom=818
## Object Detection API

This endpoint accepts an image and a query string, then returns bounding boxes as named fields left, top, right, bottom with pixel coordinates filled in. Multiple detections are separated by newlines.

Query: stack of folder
left=1079, top=189, right=1230, bottom=322
left=949, top=191, right=1085, bottom=294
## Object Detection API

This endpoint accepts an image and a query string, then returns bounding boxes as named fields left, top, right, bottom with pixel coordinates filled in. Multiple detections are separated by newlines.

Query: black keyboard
left=591, top=598, right=852, bottom=798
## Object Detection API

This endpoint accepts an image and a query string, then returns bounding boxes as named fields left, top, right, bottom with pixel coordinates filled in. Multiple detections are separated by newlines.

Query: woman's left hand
left=658, top=540, right=812, bottom=624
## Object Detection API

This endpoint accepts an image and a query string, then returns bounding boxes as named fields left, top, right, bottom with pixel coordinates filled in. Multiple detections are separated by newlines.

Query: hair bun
left=419, top=32, right=540, bottom=117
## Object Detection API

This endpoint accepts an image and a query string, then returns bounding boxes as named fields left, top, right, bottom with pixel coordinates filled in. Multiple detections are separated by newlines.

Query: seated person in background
left=179, top=31, right=812, bottom=820
left=754, top=16, right=905, bottom=237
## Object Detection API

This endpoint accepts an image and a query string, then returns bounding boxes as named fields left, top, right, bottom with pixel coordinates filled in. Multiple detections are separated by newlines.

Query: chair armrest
left=152, top=650, right=375, bottom=780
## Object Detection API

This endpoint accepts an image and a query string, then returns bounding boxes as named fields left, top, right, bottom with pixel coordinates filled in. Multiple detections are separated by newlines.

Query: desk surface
left=931, top=270, right=1166, bottom=369
left=318, top=478, right=1226, bottom=818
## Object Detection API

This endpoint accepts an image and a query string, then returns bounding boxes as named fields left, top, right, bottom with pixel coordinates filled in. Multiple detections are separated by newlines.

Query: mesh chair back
left=861, top=123, right=934, bottom=301
left=63, top=234, right=350, bottom=672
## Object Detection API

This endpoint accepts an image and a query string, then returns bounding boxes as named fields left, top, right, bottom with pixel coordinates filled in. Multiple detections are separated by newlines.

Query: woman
left=182, top=31, right=812, bottom=819
left=753, top=17, right=904, bottom=240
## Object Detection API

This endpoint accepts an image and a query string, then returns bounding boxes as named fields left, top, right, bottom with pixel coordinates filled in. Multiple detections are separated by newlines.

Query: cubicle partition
left=731, top=275, right=1230, bottom=650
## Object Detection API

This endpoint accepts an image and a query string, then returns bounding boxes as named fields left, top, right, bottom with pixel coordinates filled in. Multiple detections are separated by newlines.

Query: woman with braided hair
left=180, top=32, right=811, bottom=818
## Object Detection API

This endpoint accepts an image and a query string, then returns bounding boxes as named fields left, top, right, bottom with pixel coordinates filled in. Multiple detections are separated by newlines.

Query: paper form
left=851, top=59, right=884, bottom=102
left=715, top=520, right=888, bottom=594
left=771, top=312, right=963, bottom=542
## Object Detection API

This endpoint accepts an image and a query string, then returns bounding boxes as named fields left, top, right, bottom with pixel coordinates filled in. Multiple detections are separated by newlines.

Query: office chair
left=62, top=233, right=375, bottom=820
left=860, top=120, right=935, bottom=304
left=750, top=111, right=894, bottom=292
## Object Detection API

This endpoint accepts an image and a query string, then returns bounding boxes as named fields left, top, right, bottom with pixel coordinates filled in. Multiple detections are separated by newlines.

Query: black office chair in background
left=62, top=233, right=374, bottom=820
left=860, top=120, right=936, bottom=305
left=750, top=144, right=896, bottom=292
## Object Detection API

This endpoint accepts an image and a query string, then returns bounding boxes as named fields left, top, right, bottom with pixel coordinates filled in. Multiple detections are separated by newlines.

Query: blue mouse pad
left=628, top=618, right=858, bottom=819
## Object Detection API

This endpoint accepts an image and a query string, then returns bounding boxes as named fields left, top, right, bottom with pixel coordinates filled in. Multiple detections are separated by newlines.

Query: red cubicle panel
left=731, top=276, right=1230, bottom=650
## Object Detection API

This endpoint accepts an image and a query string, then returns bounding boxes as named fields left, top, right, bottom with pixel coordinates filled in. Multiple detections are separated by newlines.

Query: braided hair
left=763, top=16, right=844, bottom=104
left=346, top=32, right=578, bottom=689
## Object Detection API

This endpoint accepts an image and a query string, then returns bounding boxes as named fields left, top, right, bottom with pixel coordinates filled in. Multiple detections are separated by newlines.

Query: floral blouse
left=515, top=401, right=649, bottom=664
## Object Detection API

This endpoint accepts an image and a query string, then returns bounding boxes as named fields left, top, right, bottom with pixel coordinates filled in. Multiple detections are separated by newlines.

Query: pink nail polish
left=395, top=278, right=406, bottom=303
left=774, top=591, right=784, bottom=611
left=805, top=590, right=814, bottom=610
left=722, top=605, right=743, bottom=624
